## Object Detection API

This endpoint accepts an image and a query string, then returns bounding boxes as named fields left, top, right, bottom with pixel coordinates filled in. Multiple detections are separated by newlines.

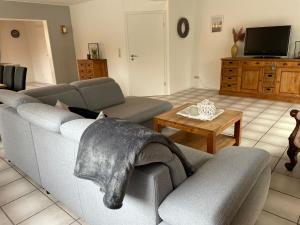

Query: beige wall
left=168, top=0, right=197, bottom=94
left=71, top=0, right=300, bottom=93
left=194, top=0, right=300, bottom=90
left=70, top=0, right=167, bottom=95
left=70, top=0, right=129, bottom=94
left=0, top=20, right=34, bottom=81
left=71, top=0, right=199, bottom=95
left=0, top=1, right=78, bottom=84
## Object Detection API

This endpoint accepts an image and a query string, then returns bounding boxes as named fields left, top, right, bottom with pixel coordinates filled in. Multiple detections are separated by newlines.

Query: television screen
left=244, top=26, right=291, bottom=57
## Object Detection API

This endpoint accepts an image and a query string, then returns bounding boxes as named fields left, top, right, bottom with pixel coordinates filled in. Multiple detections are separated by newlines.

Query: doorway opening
left=0, top=19, right=56, bottom=89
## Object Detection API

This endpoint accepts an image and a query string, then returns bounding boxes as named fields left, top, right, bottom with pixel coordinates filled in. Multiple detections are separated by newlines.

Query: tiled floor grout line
left=0, top=189, right=37, bottom=208
left=74, top=218, right=82, bottom=225
left=263, top=209, right=298, bottom=224
left=245, top=104, right=290, bottom=148
left=0, top=206, right=15, bottom=225
left=21, top=170, right=82, bottom=221
left=7, top=163, right=28, bottom=178
left=271, top=147, right=289, bottom=173
left=2, top=156, right=83, bottom=223
left=269, top=188, right=300, bottom=200
left=23, top=176, right=41, bottom=189
left=15, top=203, right=56, bottom=225
left=36, top=187, right=58, bottom=204
left=55, top=201, right=80, bottom=220
left=227, top=99, right=293, bottom=175
left=0, top=177, right=24, bottom=189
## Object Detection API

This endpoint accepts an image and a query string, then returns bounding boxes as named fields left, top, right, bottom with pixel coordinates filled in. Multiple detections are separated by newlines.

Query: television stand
left=253, top=56, right=281, bottom=59
left=220, top=57, right=300, bottom=103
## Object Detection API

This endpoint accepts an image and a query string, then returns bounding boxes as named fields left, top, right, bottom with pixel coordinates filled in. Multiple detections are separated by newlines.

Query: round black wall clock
left=177, top=17, right=190, bottom=38
left=11, top=29, right=20, bottom=38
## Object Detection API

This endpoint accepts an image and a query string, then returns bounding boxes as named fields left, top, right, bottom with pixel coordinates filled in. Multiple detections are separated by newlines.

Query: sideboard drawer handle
left=256, top=62, right=260, bottom=64
left=283, top=63, right=287, bottom=66
left=229, top=62, right=233, bottom=64
left=266, top=88, right=271, bottom=91
left=229, top=69, right=233, bottom=72
left=268, top=74, right=273, bottom=78
left=228, top=77, right=232, bottom=80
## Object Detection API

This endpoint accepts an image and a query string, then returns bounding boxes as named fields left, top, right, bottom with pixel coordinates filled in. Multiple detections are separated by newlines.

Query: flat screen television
left=244, top=26, right=291, bottom=57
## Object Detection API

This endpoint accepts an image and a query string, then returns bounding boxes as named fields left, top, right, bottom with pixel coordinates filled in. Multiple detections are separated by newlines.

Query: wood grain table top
left=0, top=83, right=7, bottom=89
left=154, top=103, right=243, bottom=135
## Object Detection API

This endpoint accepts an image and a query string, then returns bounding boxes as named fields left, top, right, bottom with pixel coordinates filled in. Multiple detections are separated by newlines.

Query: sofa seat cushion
left=71, top=78, right=125, bottom=111
left=158, top=147, right=271, bottom=225
left=21, top=84, right=87, bottom=108
left=0, top=89, right=40, bottom=109
left=102, top=97, right=173, bottom=123
left=17, top=103, right=83, bottom=132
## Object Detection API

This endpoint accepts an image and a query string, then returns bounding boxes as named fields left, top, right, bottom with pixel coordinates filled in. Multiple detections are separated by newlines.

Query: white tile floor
left=0, top=88, right=299, bottom=225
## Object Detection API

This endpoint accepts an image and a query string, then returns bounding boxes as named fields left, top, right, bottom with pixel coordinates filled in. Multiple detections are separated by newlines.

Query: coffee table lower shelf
left=170, top=131, right=237, bottom=153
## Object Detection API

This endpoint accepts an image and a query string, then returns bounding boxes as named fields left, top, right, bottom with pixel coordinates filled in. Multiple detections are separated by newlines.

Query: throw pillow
left=55, top=100, right=108, bottom=120
left=55, top=100, right=69, bottom=111
left=97, top=111, right=106, bottom=120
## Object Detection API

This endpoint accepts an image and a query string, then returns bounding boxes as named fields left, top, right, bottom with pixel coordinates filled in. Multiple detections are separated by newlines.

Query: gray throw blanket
left=74, top=118, right=193, bottom=210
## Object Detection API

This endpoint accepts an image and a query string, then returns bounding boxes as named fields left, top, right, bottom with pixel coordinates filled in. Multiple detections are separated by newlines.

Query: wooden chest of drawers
left=77, top=59, right=108, bottom=80
left=220, top=57, right=300, bottom=103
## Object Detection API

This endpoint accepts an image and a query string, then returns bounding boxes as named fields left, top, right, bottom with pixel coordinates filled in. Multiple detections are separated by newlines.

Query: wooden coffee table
left=154, top=103, right=243, bottom=154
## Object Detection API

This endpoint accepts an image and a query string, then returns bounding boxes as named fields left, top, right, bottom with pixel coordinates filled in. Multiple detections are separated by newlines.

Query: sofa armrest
left=158, top=147, right=271, bottom=225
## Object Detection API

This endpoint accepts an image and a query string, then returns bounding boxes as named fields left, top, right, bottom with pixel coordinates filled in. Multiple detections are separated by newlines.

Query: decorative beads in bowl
left=197, top=99, right=216, bottom=116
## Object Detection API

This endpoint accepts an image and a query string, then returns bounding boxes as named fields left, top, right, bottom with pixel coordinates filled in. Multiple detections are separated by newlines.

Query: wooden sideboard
left=77, top=59, right=108, bottom=80
left=220, top=57, right=300, bottom=103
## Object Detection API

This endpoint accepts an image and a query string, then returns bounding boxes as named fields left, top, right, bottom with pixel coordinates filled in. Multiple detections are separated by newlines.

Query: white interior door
left=127, top=12, right=166, bottom=96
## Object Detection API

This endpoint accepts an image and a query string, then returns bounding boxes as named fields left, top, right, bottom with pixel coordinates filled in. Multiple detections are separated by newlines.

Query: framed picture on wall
left=211, top=16, right=223, bottom=33
left=88, top=43, right=100, bottom=59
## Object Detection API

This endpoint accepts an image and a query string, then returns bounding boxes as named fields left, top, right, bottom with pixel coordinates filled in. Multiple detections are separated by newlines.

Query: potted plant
left=232, top=27, right=246, bottom=58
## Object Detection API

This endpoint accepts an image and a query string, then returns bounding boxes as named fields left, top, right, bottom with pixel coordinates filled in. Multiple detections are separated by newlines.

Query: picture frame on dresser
left=88, top=43, right=101, bottom=60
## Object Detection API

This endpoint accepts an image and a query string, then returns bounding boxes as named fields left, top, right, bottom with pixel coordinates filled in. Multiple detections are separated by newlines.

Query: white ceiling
left=3, top=0, right=92, bottom=6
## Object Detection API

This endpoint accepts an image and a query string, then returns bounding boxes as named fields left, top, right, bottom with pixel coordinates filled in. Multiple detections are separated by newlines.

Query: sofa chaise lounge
left=0, top=78, right=271, bottom=225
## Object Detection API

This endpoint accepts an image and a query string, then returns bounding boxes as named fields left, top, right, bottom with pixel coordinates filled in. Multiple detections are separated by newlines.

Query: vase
left=231, top=43, right=239, bottom=58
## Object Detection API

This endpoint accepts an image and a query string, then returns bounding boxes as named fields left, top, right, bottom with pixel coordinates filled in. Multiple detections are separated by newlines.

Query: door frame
left=0, top=18, right=56, bottom=84
left=125, top=11, right=168, bottom=96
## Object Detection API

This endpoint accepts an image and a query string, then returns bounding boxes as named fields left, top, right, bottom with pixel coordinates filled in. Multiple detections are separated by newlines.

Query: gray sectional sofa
left=0, top=78, right=271, bottom=225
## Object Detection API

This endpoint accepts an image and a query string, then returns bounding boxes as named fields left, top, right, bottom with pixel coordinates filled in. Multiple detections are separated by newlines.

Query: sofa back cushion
left=0, top=89, right=40, bottom=109
left=21, top=84, right=87, bottom=108
left=17, top=103, right=83, bottom=133
left=71, top=78, right=125, bottom=111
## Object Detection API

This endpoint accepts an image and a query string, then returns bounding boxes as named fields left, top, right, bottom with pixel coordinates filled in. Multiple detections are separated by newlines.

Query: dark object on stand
left=285, top=110, right=300, bottom=171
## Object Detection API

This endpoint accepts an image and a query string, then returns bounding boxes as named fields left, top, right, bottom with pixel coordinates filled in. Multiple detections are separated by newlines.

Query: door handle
left=130, top=54, right=138, bottom=61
